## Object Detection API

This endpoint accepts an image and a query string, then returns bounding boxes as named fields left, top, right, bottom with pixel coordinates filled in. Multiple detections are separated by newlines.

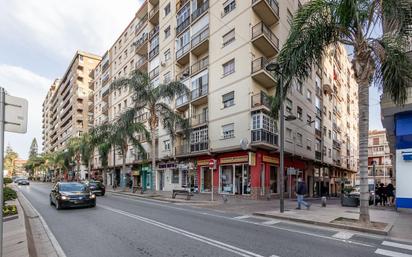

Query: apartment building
left=92, top=0, right=359, bottom=198
left=42, top=51, right=101, bottom=179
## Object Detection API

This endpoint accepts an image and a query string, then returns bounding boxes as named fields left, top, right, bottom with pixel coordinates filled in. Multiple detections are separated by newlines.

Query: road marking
left=99, top=204, right=267, bottom=257
left=332, top=231, right=354, bottom=240
left=261, top=220, right=281, bottom=225
left=382, top=241, right=412, bottom=251
left=375, top=249, right=412, bottom=257
left=233, top=215, right=250, bottom=220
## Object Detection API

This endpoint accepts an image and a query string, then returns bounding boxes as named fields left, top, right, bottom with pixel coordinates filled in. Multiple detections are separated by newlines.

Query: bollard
left=321, top=196, right=327, bottom=207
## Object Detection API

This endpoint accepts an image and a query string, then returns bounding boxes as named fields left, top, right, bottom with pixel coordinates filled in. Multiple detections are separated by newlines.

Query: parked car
left=14, top=177, right=26, bottom=183
left=348, top=186, right=376, bottom=205
left=17, top=179, right=30, bottom=185
left=50, top=182, right=96, bottom=210
left=84, top=180, right=105, bottom=196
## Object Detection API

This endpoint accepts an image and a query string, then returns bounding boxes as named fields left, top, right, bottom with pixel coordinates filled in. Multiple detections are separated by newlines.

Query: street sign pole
left=210, top=167, right=213, bottom=202
left=0, top=88, right=6, bottom=257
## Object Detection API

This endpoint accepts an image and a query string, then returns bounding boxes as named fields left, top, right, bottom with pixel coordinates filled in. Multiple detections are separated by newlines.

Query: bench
left=172, top=189, right=193, bottom=200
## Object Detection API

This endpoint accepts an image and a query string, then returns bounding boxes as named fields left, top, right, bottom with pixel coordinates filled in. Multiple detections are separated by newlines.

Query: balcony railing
left=191, top=112, right=208, bottom=127
left=251, top=129, right=278, bottom=146
left=149, top=25, right=159, bottom=40
left=191, top=141, right=209, bottom=152
left=251, top=92, right=270, bottom=109
left=135, top=15, right=148, bottom=35
left=176, top=66, right=190, bottom=81
left=251, top=56, right=270, bottom=74
left=149, top=66, right=159, bottom=80
left=191, top=0, right=209, bottom=22
left=176, top=17, right=190, bottom=35
left=149, top=4, right=159, bottom=20
left=135, top=55, right=148, bottom=69
left=176, top=42, right=190, bottom=59
left=191, top=83, right=208, bottom=100
left=191, top=56, right=208, bottom=75
left=134, top=33, right=148, bottom=50
left=176, top=94, right=189, bottom=107
left=333, top=139, right=341, bottom=149
left=251, top=22, right=279, bottom=51
left=176, top=0, right=189, bottom=12
left=252, top=0, right=279, bottom=17
left=149, top=45, right=159, bottom=60
left=191, top=26, right=209, bottom=48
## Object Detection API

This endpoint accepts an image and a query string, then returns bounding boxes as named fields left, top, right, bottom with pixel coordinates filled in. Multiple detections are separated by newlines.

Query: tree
left=28, top=138, right=38, bottom=159
left=97, top=142, right=111, bottom=186
left=79, top=132, right=95, bottom=179
left=271, top=0, right=412, bottom=223
left=4, top=145, right=18, bottom=176
left=111, top=69, right=189, bottom=190
left=67, top=137, right=82, bottom=180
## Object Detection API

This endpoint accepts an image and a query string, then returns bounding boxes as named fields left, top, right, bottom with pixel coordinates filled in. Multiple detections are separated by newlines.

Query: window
left=285, top=98, right=292, bottom=113
left=164, top=140, right=170, bottom=151
left=315, top=117, right=321, bottom=130
left=306, top=89, right=312, bottom=102
left=164, top=72, right=171, bottom=83
left=306, top=138, right=312, bottom=150
left=164, top=26, right=171, bottom=39
left=373, top=137, right=380, bottom=145
left=164, top=49, right=171, bottom=61
left=287, top=9, right=293, bottom=26
left=222, top=123, right=235, bottom=139
left=328, top=111, right=331, bottom=120
left=328, top=130, right=331, bottom=139
left=223, top=0, right=236, bottom=16
left=222, top=29, right=235, bottom=47
left=296, top=133, right=303, bottom=146
left=223, top=59, right=235, bottom=76
left=315, top=139, right=321, bottom=151
left=286, top=128, right=292, bottom=139
left=297, top=106, right=303, bottom=120
left=222, top=91, right=234, bottom=108
left=124, top=99, right=127, bottom=109
left=164, top=3, right=171, bottom=16
left=171, top=169, right=179, bottom=184
left=328, top=148, right=332, bottom=158
left=307, top=115, right=312, bottom=125
left=296, top=80, right=303, bottom=94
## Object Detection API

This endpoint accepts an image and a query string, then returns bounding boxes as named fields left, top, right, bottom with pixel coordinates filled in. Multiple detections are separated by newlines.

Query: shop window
left=172, top=169, right=179, bottom=184
left=270, top=166, right=278, bottom=194
left=220, top=165, right=233, bottom=193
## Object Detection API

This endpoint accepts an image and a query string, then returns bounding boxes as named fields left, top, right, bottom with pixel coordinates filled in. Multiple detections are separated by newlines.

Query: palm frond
left=155, top=81, right=189, bottom=102
left=380, top=0, right=412, bottom=38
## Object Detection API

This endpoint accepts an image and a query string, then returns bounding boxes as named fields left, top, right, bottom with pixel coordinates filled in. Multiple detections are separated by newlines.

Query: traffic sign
left=4, top=95, right=28, bottom=133
left=209, top=159, right=216, bottom=169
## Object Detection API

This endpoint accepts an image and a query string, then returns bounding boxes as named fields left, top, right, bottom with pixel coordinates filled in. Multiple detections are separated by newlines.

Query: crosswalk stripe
left=383, top=241, right=412, bottom=251
left=261, top=220, right=281, bottom=225
left=332, top=231, right=354, bottom=240
left=375, top=249, right=412, bottom=257
left=233, top=215, right=250, bottom=220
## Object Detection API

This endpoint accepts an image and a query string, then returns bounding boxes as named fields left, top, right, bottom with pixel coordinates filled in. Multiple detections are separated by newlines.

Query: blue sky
left=0, top=0, right=383, bottom=159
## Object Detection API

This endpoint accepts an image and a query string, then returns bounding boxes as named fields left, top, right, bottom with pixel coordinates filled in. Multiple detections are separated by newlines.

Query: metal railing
left=251, top=92, right=270, bottom=109
left=191, top=0, right=209, bottom=21
left=251, top=22, right=279, bottom=51
left=149, top=45, right=159, bottom=60
left=191, top=26, right=209, bottom=49
left=176, top=94, right=189, bottom=107
left=149, top=25, right=159, bottom=40
left=149, top=66, right=159, bottom=80
left=135, top=55, right=148, bottom=69
left=176, top=0, right=189, bottom=12
left=176, top=42, right=190, bottom=59
left=134, top=33, right=148, bottom=50
left=149, top=4, right=159, bottom=20
left=191, top=112, right=208, bottom=126
left=191, top=83, right=208, bottom=100
left=135, top=14, right=148, bottom=35
left=251, top=129, right=278, bottom=145
left=175, top=66, right=190, bottom=81
left=176, top=17, right=190, bottom=35
left=252, top=0, right=279, bottom=17
left=251, top=56, right=271, bottom=74
left=191, top=56, right=208, bottom=74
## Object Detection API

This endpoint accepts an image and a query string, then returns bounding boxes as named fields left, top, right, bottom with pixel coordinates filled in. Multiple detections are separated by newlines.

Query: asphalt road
left=18, top=182, right=412, bottom=257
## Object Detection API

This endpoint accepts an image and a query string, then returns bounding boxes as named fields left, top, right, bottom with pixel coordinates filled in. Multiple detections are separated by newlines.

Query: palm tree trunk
left=88, top=160, right=91, bottom=180
left=103, top=167, right=107, bottom=186
left=151, top=127, right=156, bottom=191
left=121, top=152, right=127, bottom=191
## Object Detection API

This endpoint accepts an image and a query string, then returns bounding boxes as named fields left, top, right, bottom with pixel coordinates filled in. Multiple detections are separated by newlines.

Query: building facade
left=42, top=51, right=101, bottom=179
left=91, top=0, right=359, bottom=198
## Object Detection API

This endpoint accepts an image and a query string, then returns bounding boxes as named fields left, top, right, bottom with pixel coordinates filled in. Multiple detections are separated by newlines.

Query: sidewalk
left=3, top=199, right=29, bottom=257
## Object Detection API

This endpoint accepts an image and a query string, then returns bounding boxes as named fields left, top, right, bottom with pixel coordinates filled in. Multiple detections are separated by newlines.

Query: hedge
left=3, top=205, right=17, bottom=216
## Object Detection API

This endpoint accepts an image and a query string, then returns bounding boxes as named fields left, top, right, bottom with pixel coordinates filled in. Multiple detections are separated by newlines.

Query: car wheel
left=55, top=200, right=61, bottom=210
left=90, top=203, right=96, bottom=208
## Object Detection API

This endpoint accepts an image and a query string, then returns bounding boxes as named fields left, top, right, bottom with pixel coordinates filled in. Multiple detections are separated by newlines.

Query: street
left=18, top=182, right=412, bottom=257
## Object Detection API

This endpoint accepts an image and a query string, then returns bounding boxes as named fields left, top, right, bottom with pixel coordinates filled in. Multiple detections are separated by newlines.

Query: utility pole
left=0, top=88, right=5, bottom=257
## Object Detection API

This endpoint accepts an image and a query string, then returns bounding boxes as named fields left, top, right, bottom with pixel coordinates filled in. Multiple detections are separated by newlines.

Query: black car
left=50, top=182, right=96, bottom=210
left=17, top=179, right=30, bottom=185
left=84, top=180, right=105, bottom=196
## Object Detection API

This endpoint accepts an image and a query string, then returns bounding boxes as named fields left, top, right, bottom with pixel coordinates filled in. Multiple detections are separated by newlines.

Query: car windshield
left=59, top=184, right=88, bottom=192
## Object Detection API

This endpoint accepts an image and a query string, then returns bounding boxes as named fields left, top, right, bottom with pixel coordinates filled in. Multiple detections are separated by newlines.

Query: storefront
left=141, top=164, right=152, bottom=191
left=219, top=155, right=251, bottom=195
left=177, top=161, right=197, bottom=192
left=198, top=159, right=211, bottom=193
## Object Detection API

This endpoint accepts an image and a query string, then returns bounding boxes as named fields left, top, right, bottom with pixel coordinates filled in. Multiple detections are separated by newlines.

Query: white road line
left=99, top=204, right=267, bottom=257
left=233, top=215, right=250, bottom=220
left=382, top=241, right=412, bottom=251
left=375, top=249, right=412, bottom=257
left=261, top=220, right=281, bottom=225
left=332, top=231, right=354, bottom=240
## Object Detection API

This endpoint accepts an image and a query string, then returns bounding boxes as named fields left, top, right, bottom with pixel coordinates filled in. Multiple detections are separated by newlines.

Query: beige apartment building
left=91, top=0, right=359, bottom=198
left=42, top=51, right=101, bottom=179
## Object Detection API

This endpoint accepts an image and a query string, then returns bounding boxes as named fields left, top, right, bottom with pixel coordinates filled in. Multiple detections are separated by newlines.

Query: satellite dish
left=240, top=138, right=249, bottom=150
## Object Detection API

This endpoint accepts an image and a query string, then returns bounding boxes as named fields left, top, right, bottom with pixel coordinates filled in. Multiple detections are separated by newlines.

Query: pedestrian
left=296, top=178, right=311, bottom=210
left=386, top=183, right=395, bottom=206
left=376, top=183, right=387, bottom=206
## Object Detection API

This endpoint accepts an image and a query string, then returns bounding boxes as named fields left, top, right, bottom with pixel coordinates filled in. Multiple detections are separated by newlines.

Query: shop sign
left=158, top=162, right=176, bottom=169
left=248, top=152, right=256, bottom=166
left=197, top=159, right=210, bottom=166
left=178, top=163, right=189, bottom=170
left=132, top=171, right=140, bottom=176
left=220, top=155, right=248, bottom=164
left=263, top=155, right=279, bottom=164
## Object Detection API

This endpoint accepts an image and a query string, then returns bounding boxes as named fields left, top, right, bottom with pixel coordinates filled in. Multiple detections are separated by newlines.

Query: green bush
left=3, top=178, right=12, bottom=185
left=3, top=205, right=17, bottom=217
left=3, top=187, right=17, bottom=203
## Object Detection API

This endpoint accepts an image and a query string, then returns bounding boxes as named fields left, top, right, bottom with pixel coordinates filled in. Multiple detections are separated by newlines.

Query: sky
left=0, top=0, right=383, bottom=159
left=0, top=0, right=143, bottom=159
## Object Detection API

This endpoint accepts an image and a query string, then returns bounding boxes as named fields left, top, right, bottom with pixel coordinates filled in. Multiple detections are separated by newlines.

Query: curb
left=253, top=212, right=393, bottom=236
left=108, top=191, right=216, bottom=205
left=17, top=190, right=67, bottom=257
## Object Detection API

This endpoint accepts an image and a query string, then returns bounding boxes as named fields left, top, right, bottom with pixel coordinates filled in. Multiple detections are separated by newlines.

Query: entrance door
left=201, top=167, right=211, bottom=192
left=270, top=166, right=278, bottom=194
left=234, top=165, right=243, bottom=195
left=159, top=171, right=165, bottom=190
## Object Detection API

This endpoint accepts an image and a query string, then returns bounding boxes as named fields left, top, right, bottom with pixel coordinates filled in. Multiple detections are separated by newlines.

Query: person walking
left=376, top=183, right=387, bottom=206
left=296, top=178, right=311, bottom=210
left=386, top=183, right=395, bottom=206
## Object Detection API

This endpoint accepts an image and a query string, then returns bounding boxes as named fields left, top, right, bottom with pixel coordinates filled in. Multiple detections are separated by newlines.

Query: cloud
left=0, top=65, right=52, bottom=159
left=0, top=0, right=142, bottom=59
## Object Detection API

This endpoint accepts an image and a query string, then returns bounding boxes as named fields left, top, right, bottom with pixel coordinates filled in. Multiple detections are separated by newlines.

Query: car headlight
left=90, top=194, right=96, bottom=199
left=61, top=195, right=69, bottom=200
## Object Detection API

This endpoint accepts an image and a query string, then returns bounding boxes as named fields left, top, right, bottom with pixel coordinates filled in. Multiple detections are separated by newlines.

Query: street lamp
left=266, top=61, right=295, bottom=213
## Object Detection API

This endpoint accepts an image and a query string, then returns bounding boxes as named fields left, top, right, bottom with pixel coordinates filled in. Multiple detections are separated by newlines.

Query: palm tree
left=79, top=132, right=95, bottom=180
left=97, top=142, right=111, bottom=186
left=111, top=69, right=189, bottom=190
left=270, top=0, right=411, bottom=223
left=67, top=137, right=82, bottom=180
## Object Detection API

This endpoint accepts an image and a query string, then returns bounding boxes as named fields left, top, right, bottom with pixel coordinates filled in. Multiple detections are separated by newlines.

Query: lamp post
left=265, top=61, right=296, bottom=213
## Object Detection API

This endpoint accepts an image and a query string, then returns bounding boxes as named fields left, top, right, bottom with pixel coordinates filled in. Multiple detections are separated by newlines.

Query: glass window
left=164, top=72, right=171, bottom=83
left=222, top=29, right=235, bottom=47
left=286, top=128, right=292, bottom=139
left=297, top=106, right=303, bottom=120
left=315, top=117, right=321, bottom=130
left=164, top=3, right=171, bottom=16
left=163, top=140, right=170, bottom=151
left=222, top=123, right=235, bottom=139
left=297, top=133, right=303, bottom=145
left=177, top=4, right=190, bottom=25
left=223, top=59, right=235, bottom=76
left=222, top=91, right=235, bottom=108
left=220, top=165, right=233, bottom=193
left=223, top=0, right=236, bottom=16
left=242, top=164, right=251, bottom=195
left=307, top=138, right=312, bottom=150
left=171, top=169, right=179, bottom=184
left=164, top=26, right=171, bottom=39
left=285, top=98, right=292, bottom=113
left=307, top=115, right=312, bottom=125
left=287, top=9, right=293, bottom=25
left=306, top=89, right=312, bottom=102
left=164, top=49, right=171, bottom=61
left=315, top=139, right=321, bottom=151
left=296, top=80, right=303, bottom=94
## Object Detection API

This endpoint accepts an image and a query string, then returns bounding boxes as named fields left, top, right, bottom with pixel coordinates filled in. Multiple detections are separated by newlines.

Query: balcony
left=251, top=22, right=279, bottom=57
left=191, top=83, right=208, bottom=105
left=176, top=0, right=189, bottom=13
left=315, top=128, right=322, bottom=138
left=191, top=56, right=208, bottom=75
left=149, top=45, right=159, bottom=60
left=149, top=66, right=159, bottom=80
left=191, top=112, right=208, bottom=127
left=135, top=55, right=148, bottom=71
left=176, top=42, right=190, bottom=65
left=175, top=140, right=209, bottom=156
left=176, top=17, right=190, bottom=36
left=176, top=94, right=190, bottom=111
left=252, top=0, right=279, bottom=26
left=176, top=66, right=190, bottom=81
left=134, top=33, right=148, bottom=55
left=191, top=26, right=209, bottom=56
left=315, top=151, right=322, bottom=160
left=251, top=92, right=270, bottom=110
left=251, top=57, right=277, bottom=88
left=333, top=139, right=341, bottom=149
left=148, top=5, right=159, bottom=25
left=148, top=25, right=159, bottom=40
left=191, top=0, right=209, bottom=23
left=135, top=15, right=148, bottom=35
left=251, top=129, right=278, bottom=148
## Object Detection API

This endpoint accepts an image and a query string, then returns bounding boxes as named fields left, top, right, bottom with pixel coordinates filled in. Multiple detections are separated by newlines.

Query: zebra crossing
left=375, top=241, right=412, bottom=257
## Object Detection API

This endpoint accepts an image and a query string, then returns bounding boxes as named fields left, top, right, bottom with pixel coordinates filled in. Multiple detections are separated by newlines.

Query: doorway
left=269, top=165, right=278, bottom=194
left=159, top=171, right=165, bottom=191
left=201, top=167, right=211, bottom=192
